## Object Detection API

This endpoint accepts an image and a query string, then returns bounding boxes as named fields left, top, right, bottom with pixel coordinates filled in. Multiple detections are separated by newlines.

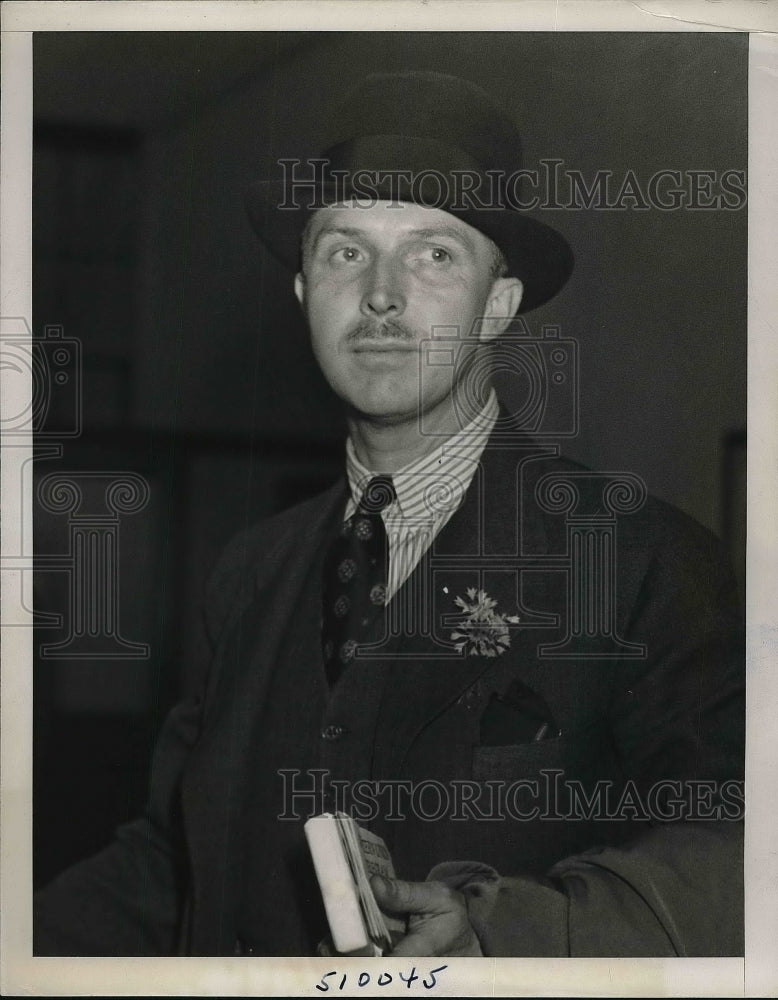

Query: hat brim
left=245, top=178, right=573, bottom=313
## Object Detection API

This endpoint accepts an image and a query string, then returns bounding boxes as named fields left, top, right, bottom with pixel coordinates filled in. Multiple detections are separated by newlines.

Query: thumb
left=370, top=875, right=446, bottom=914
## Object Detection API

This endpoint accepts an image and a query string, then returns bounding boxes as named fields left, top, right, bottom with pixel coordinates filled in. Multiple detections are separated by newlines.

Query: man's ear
left=294, top=272, right=306, bottom=309
left=479, top=277, right=524, bottom=342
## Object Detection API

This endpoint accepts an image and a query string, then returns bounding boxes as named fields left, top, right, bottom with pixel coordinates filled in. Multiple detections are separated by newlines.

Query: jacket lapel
left=372, top=436, right=555, bottom=779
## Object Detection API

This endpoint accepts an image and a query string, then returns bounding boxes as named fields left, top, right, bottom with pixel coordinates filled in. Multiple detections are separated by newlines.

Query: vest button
left=321, top=724, right=348, bottom=741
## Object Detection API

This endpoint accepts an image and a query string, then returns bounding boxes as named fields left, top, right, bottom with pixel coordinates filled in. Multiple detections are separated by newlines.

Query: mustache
left=347, top=320, right=416, bottom=343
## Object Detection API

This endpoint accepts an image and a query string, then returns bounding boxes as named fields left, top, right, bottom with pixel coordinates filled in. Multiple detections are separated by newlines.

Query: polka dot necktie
left=321, top=475, right=396, bottom=688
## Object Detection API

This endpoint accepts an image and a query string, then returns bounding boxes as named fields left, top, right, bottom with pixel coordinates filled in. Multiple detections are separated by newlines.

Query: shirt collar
left=345, top=390, right=499, bottom=520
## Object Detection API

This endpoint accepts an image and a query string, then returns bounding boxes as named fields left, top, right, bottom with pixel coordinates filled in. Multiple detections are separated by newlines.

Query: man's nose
left=360, top=257, right=406, bottom=317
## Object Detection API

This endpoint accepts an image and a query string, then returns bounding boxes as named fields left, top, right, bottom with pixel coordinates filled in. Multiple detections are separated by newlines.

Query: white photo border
left=2, top=2, right=776, bottom=996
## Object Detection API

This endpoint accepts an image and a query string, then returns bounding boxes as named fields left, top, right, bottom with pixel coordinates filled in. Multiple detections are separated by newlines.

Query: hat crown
left=325, top=70, right=522, bottom=174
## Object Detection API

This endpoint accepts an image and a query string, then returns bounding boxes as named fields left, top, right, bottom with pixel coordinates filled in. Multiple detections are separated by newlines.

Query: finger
left=388, top=919, right=483, bottom=959
left=370, top=876, right=450, bottom=914
left=387, top=925, right=436, bottom=958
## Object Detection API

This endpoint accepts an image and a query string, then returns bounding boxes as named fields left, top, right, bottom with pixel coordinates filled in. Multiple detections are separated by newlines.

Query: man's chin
left=346, top=402, right=419, bottom=429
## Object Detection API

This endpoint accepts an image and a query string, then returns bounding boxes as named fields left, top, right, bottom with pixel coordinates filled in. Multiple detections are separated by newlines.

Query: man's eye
left=424, top=246, right=452, bottom=263
left=332, top=246, right=364, bottom=263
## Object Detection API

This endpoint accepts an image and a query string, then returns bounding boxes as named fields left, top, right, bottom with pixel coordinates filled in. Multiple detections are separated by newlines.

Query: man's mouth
left=346, top=321, right=418, bottom=362
left=347, top=320, right=416, bottom=346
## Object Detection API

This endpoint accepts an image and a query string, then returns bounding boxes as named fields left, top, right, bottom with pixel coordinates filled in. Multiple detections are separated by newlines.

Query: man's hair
left=299, top=213, right=509, bottom=279
left=489, top=242, right=509, bottom=279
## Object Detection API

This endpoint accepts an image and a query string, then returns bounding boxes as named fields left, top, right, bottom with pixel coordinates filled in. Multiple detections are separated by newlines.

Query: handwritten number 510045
left=316, top=964, right=448, bottom=991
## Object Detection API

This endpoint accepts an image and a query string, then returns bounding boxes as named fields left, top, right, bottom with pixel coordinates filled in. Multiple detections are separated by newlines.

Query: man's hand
left=370, top=875, right=482, bottom=957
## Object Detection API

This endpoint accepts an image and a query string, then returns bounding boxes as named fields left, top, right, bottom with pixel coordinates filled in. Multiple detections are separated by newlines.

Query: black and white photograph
left=1, top=2, right=776, bottom=996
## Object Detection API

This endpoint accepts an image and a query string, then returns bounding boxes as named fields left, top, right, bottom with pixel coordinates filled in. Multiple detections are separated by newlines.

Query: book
left=304, top=812, right=405, bottom=956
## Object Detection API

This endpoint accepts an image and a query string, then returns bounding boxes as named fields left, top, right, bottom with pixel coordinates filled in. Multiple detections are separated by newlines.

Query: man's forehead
left=305, top=200, right=485, bottom=247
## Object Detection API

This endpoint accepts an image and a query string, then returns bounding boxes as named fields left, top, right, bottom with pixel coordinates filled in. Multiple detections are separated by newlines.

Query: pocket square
left=479, top=679, right=558, bottom=745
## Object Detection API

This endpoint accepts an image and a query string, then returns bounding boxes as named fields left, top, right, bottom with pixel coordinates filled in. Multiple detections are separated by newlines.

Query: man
left=34, top=71, right=744, bottom=957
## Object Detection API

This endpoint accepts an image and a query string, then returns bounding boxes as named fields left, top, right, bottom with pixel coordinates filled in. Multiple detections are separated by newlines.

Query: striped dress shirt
left=344, top=391, right=499, bottom=601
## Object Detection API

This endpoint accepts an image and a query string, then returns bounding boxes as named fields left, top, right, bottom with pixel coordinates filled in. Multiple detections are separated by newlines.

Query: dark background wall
left=32, top=31, right=747, bottom=886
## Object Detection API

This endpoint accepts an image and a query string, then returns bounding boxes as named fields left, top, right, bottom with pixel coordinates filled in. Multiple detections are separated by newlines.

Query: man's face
left=294, top=201, right=522, bottom=429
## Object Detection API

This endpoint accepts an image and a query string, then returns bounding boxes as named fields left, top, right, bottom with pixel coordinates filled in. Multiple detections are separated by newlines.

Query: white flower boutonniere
left=450, top=588, right=521, bottom=657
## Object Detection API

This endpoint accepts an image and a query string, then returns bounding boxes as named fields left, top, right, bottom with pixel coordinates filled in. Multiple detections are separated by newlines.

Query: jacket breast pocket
left=471, top=735, right=570, bottom=782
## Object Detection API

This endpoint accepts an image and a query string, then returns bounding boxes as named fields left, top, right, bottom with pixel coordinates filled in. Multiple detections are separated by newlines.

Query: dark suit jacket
left=34, top=433, right=744, bottom=956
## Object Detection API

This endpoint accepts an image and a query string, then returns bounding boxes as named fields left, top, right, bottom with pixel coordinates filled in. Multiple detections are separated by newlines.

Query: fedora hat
left=246, top=70, right=573, bottom=312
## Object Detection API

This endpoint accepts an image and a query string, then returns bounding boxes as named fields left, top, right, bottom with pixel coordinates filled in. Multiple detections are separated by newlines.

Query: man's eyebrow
left=314, top=226, right=369, bottom=240
left=307, top=226, right=365, bottom=256
left=410, top=226, right=477, bottom=253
